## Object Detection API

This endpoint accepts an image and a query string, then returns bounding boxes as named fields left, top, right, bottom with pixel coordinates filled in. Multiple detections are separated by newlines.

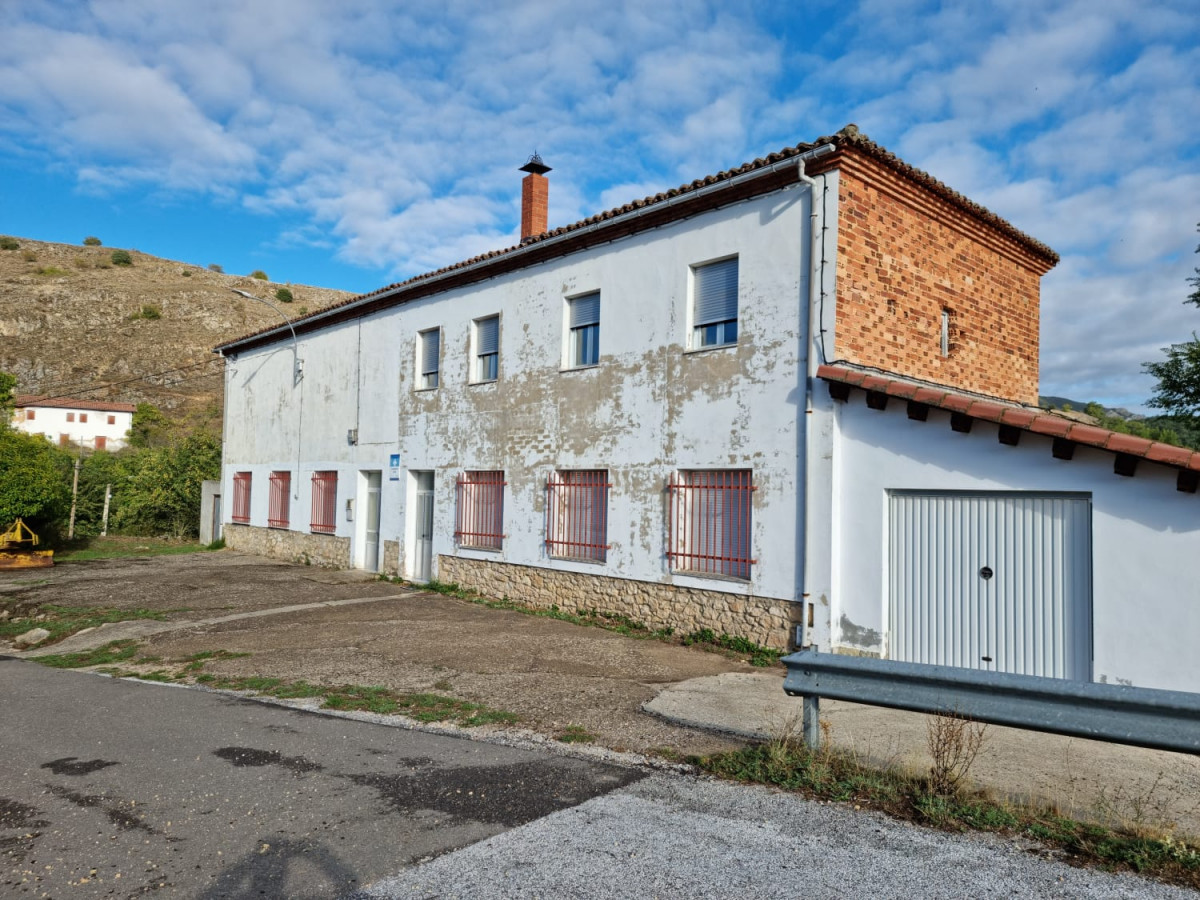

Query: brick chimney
left=519, top=153, right=551, bottom=242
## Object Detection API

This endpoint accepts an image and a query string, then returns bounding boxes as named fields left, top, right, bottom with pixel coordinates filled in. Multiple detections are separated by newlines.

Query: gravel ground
left=352, top=774, right=1195, bottom=899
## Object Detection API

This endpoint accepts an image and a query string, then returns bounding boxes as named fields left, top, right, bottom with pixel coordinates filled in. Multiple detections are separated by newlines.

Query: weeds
left=926, top=713, right=987, bottom=796
left=34, top=266, right=69, bottom=277
left=700, top=717, right=1200, bottom=890
left=682, top=628, right=782, bottom=667
left=555, top=724, right=596, bottom=744
left=36, top=640, right=140, bottom=668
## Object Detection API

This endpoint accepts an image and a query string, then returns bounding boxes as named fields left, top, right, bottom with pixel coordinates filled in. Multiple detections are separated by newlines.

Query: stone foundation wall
left=437, top=555, right=798, bottom=650
left=225, top=524, right=351, bottom=569
left=381, top=541, right=400, bottom=577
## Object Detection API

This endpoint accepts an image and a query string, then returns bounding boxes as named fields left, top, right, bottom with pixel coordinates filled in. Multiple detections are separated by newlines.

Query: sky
left=1, top=0, right=1197, bottom=411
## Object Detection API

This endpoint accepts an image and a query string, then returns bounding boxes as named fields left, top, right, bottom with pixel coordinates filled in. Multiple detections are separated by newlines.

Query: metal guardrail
left=781, top=648, right=1200, bottom=755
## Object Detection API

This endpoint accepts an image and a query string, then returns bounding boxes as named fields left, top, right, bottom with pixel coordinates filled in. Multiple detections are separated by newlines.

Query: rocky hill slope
left=0, top=237, right=354, bottom=417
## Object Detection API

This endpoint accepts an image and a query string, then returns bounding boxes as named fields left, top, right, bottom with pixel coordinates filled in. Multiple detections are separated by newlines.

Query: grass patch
left=34, top=265, right=69, bottom=277
left=194, top=671, right=518, bottom=728
left=56, top=536, right=209, bottom=561
left=35, top=640, right=140, bottom=668
left=682, top=628, right=783, bottom=667
left=699, top=729, right=1200, bottom=890
left=555, top=724, right=596, bottom=744
left=1, top=605, right=170, bottom=645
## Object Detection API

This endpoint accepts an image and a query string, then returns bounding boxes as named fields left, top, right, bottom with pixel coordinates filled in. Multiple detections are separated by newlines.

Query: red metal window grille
left=667, top=469, right=756, bottom=579
left=455, top=470, right=505, bottom=550
left=80, top=413, right=88, bottom=423
left=269, top=471, right=291, bottom=528
left=546, top=470, right=610, bottom=562
left=311, top=471, right=338, bottom=534
left=66, top=412, right=75, bottom=422
left=107, top=414, right=116, bottom=425
left=232, top=472, right=252, bottom=524
left=25, top=409, right=34, bottom=421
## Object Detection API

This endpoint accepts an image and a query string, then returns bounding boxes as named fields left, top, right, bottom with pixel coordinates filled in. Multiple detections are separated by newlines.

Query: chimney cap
left=519, top=151, right=551, bottom=176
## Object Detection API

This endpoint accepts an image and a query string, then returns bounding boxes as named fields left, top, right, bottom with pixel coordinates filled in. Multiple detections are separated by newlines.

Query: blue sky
left=1, top=0, right=1197, bottom=410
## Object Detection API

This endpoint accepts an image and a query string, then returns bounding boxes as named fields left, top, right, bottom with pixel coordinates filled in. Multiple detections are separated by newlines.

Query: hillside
left=0, top=237, right=354, bottom=418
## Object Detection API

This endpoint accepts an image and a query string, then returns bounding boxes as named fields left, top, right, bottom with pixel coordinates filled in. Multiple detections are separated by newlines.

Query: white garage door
left=888, top=492, right=1092, bottom=681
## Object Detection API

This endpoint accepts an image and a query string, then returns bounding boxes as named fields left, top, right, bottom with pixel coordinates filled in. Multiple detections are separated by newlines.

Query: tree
left=127, top=402, right=173, bottom=449
left=115, top=429, right=221, bottom=537
left=1144, top=225, right=1200, bottom=418
left=0, top=430, right=73, bottom=534
left=83, top=236, right=102, bottom=246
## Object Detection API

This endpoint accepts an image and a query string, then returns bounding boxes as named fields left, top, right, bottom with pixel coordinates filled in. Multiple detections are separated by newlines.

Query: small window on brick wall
left=546, top=470, right=610, bottom=562
left=311, top=471, right=338, bottom=534
left=940, top=308, right=954, bottom=357
left=232, top=472, right=252, bottom=524
left=269, top=471, right=291, bottom=528
left=667, top=469, right=755, bottom=580
left=455, top=470, right=505, bottom=550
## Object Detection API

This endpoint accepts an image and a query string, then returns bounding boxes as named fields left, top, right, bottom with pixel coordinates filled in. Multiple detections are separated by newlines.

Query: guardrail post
left=802, top=695, right=820, bottom=749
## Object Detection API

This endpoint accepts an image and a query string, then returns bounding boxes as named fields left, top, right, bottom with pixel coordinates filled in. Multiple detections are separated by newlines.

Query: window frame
left=417, top=327, right=441, bottom=390
left=80, top=413, right=88, bottom=423
left=66, top=412, right=75, bottom=423
left=667, top=469, right=755, bottom=581
left=454, top=470, right=505, bottom=550
left=310, top=471, right=338, bottom=534
left=472, top=315, right=500, bottom=384
left=232, top=471, right=252, bottom=524
left=269, top=470, right=291, bottom=529
left=690, top=256, right=739, bottom=350
left=546, top=469, right=610, bottom=562
left=565, top=292, right=601, bottom=369
left=25, top=409, right=34, bottom=421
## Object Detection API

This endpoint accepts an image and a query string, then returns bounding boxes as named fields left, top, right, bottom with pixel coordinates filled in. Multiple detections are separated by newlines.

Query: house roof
left=817, top=363, right=1200, bottom=484
left=217, top=125, right=1058, bottom=356
left=15, top=396, right=137, bottom=414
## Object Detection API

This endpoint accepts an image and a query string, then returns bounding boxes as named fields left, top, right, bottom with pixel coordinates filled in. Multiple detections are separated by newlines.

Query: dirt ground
left=0, top=550, right=755, bottom=756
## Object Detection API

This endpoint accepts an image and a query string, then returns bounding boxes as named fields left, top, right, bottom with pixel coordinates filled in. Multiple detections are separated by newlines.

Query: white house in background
left=215, top=126, right=1200, bottom=694
left=12, top=396, right=136, bottom=451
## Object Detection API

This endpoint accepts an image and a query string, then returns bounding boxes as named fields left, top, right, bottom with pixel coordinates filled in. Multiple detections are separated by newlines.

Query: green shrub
left=250, top=270, right=268, bottom=280
left=181, top=269, right=192, bottom=277
left=111, top=249, right=132, bottom=266
left=275, top=287, right=294, bottom=303
left=208, top=263, right=224, bottom=273
left=83, top=236, right=102, bottom=246
left=0, top=236, right=19, bottom=250
left=35, top=266, right=69, bottom=277
left=131, top=304, right=162, bottom=321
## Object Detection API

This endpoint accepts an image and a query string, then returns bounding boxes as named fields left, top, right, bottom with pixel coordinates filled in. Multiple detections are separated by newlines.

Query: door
left=888, top=491, right=1092, bottom=681
left=413, top=471, right=434, bottom=582
left=363, top=472, right=381, bottom=573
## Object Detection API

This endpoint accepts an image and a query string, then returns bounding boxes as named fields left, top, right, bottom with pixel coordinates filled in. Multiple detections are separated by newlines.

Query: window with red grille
left=66, top=412, right=75, bottom=423
left=310, top=471, right=337, bottom=533
left=80, top=413, right=88, bottom=423
left=107, top=414, right=116, bottom=425
left=455, top=471, right=505, bottom=550
left=232, top=471, right=252, bottom=524
left=25, top=409, right=35, bottom=421
left=269, top=471, right=291, bottom=528
left=667, top=469, right=755, bottom=580
left=546, top=470, right=610, bottom=562
left=95, top=436, right=106, bottom=451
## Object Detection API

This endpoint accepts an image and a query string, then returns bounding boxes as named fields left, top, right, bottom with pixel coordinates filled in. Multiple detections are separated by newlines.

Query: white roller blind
left=570, top=293, right=600, bottom=327
left=476, top=316, right=499, bottom=355
left=694, top=258, right=738, bottom=326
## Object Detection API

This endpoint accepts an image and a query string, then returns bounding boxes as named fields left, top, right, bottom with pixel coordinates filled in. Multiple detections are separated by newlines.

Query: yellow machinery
left=0, top=518, right=54, bottom=569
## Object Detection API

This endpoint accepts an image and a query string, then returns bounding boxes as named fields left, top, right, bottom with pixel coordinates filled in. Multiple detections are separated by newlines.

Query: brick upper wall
left=826, top=149, right=1053, bottom=405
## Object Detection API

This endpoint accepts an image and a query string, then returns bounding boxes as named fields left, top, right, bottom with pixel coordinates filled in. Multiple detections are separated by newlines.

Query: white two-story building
left=12, top=396, right=136, bottom=451
left=216, top=127, right=1199, bottom=693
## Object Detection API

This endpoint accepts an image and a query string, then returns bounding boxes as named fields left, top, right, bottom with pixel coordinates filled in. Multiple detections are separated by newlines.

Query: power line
left=21, top=358, right=225, bottom=404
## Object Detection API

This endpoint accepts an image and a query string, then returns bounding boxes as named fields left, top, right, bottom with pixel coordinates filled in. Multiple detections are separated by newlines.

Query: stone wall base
left=225, top=524, right=351, bottom=569
left=382, top=540, right=400, bottom=577
left=437, top=555, right=799, bottom=650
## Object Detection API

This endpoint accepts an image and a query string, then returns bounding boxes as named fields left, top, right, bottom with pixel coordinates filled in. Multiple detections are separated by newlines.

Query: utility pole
left=68, top=454, right=81, bottom=540
left=100, top=483, right=112, bottom=537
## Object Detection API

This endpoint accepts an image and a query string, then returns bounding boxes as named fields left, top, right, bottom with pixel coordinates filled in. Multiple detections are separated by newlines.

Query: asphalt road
left=0, top=658, right=641, bottom=898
